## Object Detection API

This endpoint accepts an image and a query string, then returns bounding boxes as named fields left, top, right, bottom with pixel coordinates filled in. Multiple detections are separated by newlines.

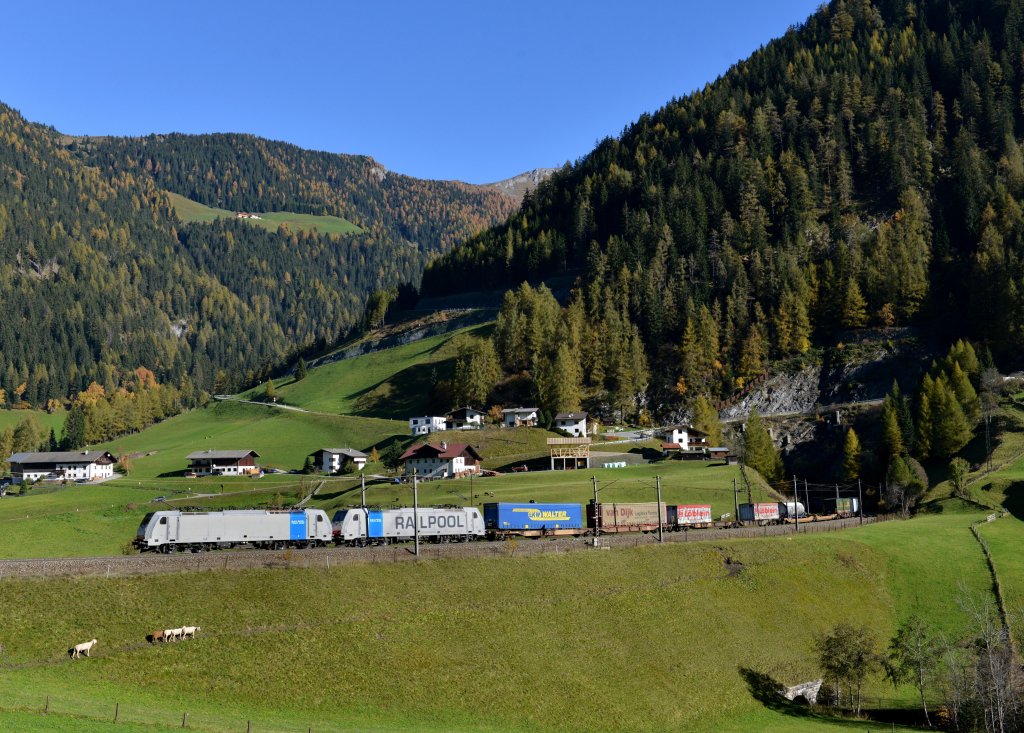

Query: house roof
left=555, top=412, right=588, bottom=421
left=186, top=450, right=261, bottom=461
left=661, top=443, right=682, bottom=450
left=400, top=443, right=483, bottom=461
left=501, top=407, right=538, bottom=414
left=447, top=407, right=483, bottom=419
left=8, top=450, right=116, bottom=465
left=313, top=448, right=368, bottom=459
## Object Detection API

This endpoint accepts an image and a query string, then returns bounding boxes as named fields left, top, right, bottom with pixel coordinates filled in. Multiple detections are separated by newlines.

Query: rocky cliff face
left=721, top=332, right=931, bottom=422
left=484, top=168, right=558, bottom=203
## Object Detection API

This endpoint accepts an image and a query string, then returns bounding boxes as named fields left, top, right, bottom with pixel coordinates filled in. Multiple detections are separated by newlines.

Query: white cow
left=181, top=626, right=201, bottom=639
left=70, top=639, right=97, bottom=658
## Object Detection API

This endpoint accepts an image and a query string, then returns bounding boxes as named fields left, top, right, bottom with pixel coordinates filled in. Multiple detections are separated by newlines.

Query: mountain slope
left=0, top=105, right=490, bottom=405
left=77, top=132, right=517, bottom=253
left=422, top=0, right=1024, bottom=409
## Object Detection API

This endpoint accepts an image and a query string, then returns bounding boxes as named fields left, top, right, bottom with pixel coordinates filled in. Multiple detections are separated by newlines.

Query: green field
left=0, top=409, right=66, bottom=435
left=258, top=324, right=491, bottom=418
left=99, top=399, right=402, bottom=480
left=2, top=511, right=991, bottom=733
left=165, top=190, right=361, bottom=235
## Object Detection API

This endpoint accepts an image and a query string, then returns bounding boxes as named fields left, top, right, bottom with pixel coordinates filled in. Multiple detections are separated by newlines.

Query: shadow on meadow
left=739, top=667, right=817, bottom=719
left=999, top=480, right=1024, bottom=519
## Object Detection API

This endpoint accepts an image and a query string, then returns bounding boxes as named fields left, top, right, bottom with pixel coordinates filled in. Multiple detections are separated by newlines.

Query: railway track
left=0, top=516, right=877, bottom=580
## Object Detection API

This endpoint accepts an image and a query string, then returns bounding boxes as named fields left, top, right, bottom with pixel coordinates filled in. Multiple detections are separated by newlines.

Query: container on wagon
left=738, top=502, right=780, bottom=524
left=671, top=504, right=714, bottom=527
left=587, top=502, right=667, bottom=533
left=821, top=497, right=859, bottom=516
left=483, top=502, right=584, bottom=535
left=780, top=501, right=806, bottom=518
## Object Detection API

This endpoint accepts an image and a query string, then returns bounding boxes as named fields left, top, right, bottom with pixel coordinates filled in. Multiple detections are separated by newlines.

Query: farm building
left=400, top=442, right=482, bottom=479
left=547, top=437, right=591, bottom=470
left=446, top=406, right=484, bottom=430
left=310, top=448, right=368, bottom=473
left=7, top=450, right=117, bottom=484
left=554, top=412, right=588, bottom=437
left=502, top=407, right=538, bottom=428
left=186, top=450, right=261, bottom=477
left=409, top=416, right=448, bottom=436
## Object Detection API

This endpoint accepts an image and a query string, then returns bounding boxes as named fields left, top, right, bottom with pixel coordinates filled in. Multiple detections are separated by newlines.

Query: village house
left=309, top=447, right=368, bottom=473
left=400, top=441, right=482, bottom=479
left=446, top=406, right=485, bottom=430
left=659, top=425, right=708, bottom=451
left=7, top=450, right=117, bottom=484
left=502, top=407, right=539, bottom=428
left=185, top=450, right=261, bottom=477
left=554, top=412, right=588, bottom=438
left=409, top=416, right=448, bottom=436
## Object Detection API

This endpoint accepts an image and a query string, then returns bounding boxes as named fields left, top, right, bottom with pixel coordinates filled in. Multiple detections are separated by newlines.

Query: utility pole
left=732, top=478, right=739, bottom=522
left=857, top=479, right=863, bottom=525
left=361, top=474, right=366, bottom=509
left=413, top=471, right=420, bottom=556
left=835, top=483, right=840, bottom=514
left=804, top=478, right=809, bottom=514
left=793, top=474, right=799, bottom=532
left=592, top=475, right=599, bottom=537
left=656, top=475, right=663, bottom=543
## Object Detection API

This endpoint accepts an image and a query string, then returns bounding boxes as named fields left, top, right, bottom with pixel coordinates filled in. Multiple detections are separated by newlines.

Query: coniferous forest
left=0, top=105, right=513, bottom=409
left=423, top=0, right=1024, bottom=412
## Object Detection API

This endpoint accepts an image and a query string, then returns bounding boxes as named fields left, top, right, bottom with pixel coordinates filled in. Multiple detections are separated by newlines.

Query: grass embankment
left=165, top=191, right=361, bottom=235
left=3, top=515, right=990, bottom=733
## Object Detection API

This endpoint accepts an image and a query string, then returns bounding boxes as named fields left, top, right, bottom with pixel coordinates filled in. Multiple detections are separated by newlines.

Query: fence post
left=181, top=712, right=187, bottom=728
left=44, top=696, right=49, bottom=714
left=115, top=702, right=119, bottom=722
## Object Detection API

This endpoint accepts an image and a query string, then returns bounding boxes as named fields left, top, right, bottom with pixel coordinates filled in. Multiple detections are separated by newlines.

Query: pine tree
left=842, top=279, right=869, bottom=328
left=743, top=410, right=783, bottom=483
left=62, top=404, right=87, bottom=450
left=295, top=357, right=308, bottom=381
left=692, top=395, right=725, bottom=447
left=947, top=361, right=981, bottom=424
left=842, top=428, right=862, bottom=481
left=264, top=379, right=277, bottom=402
left=881, top=395, right=904, bottom=459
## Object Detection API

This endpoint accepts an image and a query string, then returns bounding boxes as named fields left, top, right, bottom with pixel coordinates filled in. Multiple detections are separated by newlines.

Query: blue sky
left=4, top=0, right=822, bottom=183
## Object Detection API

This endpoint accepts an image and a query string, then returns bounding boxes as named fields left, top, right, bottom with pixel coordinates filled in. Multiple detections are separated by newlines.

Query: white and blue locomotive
left=331, top=507, right=485, bottom=546
left=135, top=508, right=332, bottom=552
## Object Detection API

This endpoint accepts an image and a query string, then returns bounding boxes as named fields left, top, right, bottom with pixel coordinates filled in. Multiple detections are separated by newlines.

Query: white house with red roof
left=400, top=441, right=482, bottom=479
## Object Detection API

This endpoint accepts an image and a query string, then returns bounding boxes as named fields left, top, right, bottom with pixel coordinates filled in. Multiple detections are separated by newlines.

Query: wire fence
left=2, top=690, right=350, bottom=733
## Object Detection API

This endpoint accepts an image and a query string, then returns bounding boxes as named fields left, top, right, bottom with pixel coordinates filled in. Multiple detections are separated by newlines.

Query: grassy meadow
left=1, top=512, right=991, bottom=733
left=258, top=324, right=491, bottom=418
left=98, top=399, right=403, bottom=480
left=0, top=408, right=66, bottom=436
left=165, top=191, right=361, bottom=235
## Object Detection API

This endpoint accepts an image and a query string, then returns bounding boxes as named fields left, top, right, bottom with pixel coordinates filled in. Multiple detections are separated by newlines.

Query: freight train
left=134, top=499, right=856, bottom=552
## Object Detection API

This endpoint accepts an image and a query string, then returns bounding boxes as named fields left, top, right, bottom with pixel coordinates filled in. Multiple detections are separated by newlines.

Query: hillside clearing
left=165, top=190, right=361, bottom=235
